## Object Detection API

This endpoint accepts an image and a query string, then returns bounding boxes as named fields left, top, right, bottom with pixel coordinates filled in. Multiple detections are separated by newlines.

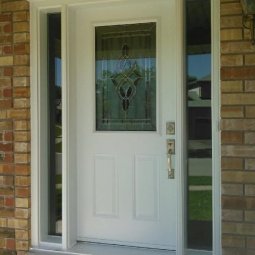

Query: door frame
left=29, top=0, right=221, bottom=254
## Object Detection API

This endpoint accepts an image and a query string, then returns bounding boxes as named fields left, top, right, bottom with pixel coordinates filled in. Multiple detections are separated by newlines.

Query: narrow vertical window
left=186, top=0, right=212, bottom=250
left=48, top=13, right=62, bottom=236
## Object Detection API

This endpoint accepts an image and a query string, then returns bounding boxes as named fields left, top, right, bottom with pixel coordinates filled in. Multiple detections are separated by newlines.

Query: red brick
left=4, top=197, right=15, bottom=207
left=0, top=165, right=14, bottom=174
left=4, top=153, right=14, bottom=163
left=0, top=208, right=14, bottom=218
left=14, top=121, right=30, bottom=131
left=222, top=222, right=255, bottom=235
left=222, top=145, right=255, bottom=157
left=221, top=131, right=243, bottom=144
left=6, top=238, right=15, bottom=250
left=13, top=87, right=30, bottom=98
left=0, top=14, right=12, bottom=22
left=13, top=77, right=29, bottom=87
left=14, top=132, right=30, bottom=142
left=0, top=35, right=12, bottom=44
left=0, top=78, right=11, bottom=87
left=221, top=54, right=243, bottom=67
left=0, top=99, right=12, bottom=109
left=14, top=142, right=30, bottom=153
left=221, top=41, right=255, bottom=54
left=15, top=165, right=30, bottom=175
left=13, top=12, right=28, bottom=22
left=15, top=240, right=29, bottom=251
left=0, top=143, right=13, bottom=152
left=222, top=184, right=244, bottom=196
left=13, top=33, right=29, bottom=43
left=15, top=187, right=29, bottom=198
left=14, top=44, right=29, bottom=55
left=3, top=131, right=13, bottom=142
left=7, top=109, right=30, bottom=119
left=14, top=154, right=30, bottom=164
left=222, top=171, right=255, bottom=184
left=221, top=3, right=242, bottom=16
left=15, top=229, right=29, bottom=240
left=221, top=29, right=242, bottom=41
left=3, top=23, right=12, bottom=33
left=13, top=22, right=29, bottom=33
left=15, top=176, right=30, bottom=186
left=3, top=88, right=13, bottom=98
left=0, top=176, right=14, bottom=186
left=14, top=55, right=29, bottom=65
left=221, top=119, right=255, bottom=131
left=0, top=56, right=13, bottom=66
left=3, top=67, right=13, bottom=76
left=221, top=67, right=255, bottom=80
left=13, top=66, right=29, bottom=77
left=2, top=1, right=29, bottom=12
left=0, top=187, right=14, bottom=196
left=222, top=235, right=245, bottom=248
left=0, top=121, right=12, bottom=131
left=3, top=45, right=13, bottom=55
left=221, top=106, right=244, bottom=118
left=222, top=209, right=243, bottom=222
left=15, top=209, right=30, bottom=219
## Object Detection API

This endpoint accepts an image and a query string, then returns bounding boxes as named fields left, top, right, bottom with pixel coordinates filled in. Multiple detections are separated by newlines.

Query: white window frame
left=29, top=0, right=221, bottom=254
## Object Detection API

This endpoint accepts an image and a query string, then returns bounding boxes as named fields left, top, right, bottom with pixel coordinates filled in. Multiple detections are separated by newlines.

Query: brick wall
left=0, top=0, right=30, bottom=254
left=221, top=0, right=255, bottom=254
left=0, top=0, right=255, bottom=254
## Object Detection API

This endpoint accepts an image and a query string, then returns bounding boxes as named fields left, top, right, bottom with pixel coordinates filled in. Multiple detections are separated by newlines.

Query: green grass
left=188, top=190, right=212, bottom=221
left=189, top=176, right=212, bottom=186
left=56, top=174, right=62, bottom=184
left=55, top=125, right=62, bottom=137
left=55, top=142, right=62, bottom=153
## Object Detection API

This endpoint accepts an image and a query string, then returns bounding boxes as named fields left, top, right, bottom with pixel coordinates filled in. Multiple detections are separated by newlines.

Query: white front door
left=73, top=0, right=178, bottom=250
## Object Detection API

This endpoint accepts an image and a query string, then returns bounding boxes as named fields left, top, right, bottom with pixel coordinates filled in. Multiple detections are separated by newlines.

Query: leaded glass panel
left=95, top=23, right=156, bottom=131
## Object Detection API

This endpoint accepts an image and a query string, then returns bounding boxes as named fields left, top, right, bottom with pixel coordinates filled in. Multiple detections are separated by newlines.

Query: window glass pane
left=95, top=23, right=156, bottom=131
left=48, top=13, right=62, bottom=236
left=186, top=0, right=212, bottom=250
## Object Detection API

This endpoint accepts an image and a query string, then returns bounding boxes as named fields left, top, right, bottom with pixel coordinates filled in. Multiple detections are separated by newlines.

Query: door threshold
left=30, top=242, right=176, bottom=255
left=30, top=242, right=212, bottom=255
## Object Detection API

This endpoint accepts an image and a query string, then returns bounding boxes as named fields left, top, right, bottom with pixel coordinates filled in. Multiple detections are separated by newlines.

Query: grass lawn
left=189, top=176, right=212, bottom=186
left=189, top=190, right=212, bottom=221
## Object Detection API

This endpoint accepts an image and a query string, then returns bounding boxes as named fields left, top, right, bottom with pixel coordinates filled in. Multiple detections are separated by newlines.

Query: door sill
left=30, top=242, right=212, bottom=255
left=30, top=242, right=175, bottom=255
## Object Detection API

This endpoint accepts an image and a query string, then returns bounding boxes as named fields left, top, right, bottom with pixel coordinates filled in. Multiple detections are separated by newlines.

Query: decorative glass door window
left=95, top=23, right=156, bottom=131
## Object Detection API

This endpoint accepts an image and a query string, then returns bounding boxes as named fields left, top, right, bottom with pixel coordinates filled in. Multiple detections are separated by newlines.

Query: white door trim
left=29, top=0, right=221, bottom=254
left=211, top=0, right=222, bottom=254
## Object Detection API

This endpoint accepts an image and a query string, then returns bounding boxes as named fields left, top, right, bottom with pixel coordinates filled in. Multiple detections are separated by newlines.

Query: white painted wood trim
left=175, top=0, right=186, bottom=255
left=61, top=4, right=68, bottom=250
left=211, top=0, right=222, bottom=254
left=30, top=1, right=40, bottom=247
left=30, top=2, right=64, bottom=247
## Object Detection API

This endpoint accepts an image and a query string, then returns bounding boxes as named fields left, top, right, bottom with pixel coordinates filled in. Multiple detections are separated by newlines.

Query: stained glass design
left=95, top=23, right=156, bottom=131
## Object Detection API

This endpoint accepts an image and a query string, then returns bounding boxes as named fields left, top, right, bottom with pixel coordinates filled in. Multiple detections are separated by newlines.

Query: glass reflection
left=48, top=13, right=62, bottom=236
left=95, top=23, right=156, bottom=131
left=186, top=0, right=212, bottom=250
